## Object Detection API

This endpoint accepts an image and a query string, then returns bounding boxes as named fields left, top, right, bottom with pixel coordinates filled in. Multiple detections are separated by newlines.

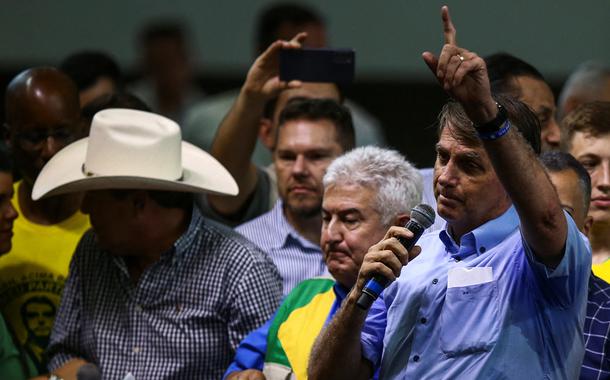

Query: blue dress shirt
left=361, top=206, right=591, bottom=380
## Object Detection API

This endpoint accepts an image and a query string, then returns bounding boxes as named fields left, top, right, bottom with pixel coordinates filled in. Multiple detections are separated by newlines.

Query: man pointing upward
left=309, top=6, right=590, bottom=380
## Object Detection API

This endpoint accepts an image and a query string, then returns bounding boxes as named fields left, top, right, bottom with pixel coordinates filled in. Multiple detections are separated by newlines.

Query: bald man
left=0, top=68, right=90, bottom=373
left=558, top=62, right=610, bottom=119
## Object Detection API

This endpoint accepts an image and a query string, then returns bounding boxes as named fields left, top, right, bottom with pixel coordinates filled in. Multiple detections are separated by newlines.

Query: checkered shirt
left=582, top=274, right=610, bottom=380
left=47, top=207, right=282, bottom=379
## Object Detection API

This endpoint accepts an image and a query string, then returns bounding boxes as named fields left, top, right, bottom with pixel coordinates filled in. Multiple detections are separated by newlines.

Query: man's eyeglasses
left=5, top=124, right=79, bottom=150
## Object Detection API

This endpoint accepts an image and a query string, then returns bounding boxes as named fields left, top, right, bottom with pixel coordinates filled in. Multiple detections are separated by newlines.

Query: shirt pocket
left=439, top=281, right=500, bottom=357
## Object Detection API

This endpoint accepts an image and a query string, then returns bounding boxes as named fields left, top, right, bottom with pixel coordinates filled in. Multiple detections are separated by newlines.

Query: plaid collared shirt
left=47, top=207, right=282, bottom=380
left=582, top=274, right=610, bottom=380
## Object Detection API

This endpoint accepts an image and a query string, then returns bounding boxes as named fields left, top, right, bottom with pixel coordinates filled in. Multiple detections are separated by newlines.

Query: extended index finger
left=442, top=6, right=457, bottom=45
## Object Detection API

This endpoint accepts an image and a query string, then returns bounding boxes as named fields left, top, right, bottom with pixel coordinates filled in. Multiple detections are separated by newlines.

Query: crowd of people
left=0, top=3, right=609, bottom=380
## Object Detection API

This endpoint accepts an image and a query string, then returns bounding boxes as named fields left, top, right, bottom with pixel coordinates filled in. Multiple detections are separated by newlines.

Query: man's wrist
left=239, top=85, right=269, bottom=106
left=473, top=102, right=508, bottom=132
left=346, top=287, right=362, bottom=306
left=236, top=87, right=269, bottom=118
left=467, top=98, right=500, bottom=126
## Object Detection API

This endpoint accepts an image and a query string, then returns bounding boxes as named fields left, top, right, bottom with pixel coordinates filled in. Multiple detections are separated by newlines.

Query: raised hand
left=422, top=6, right=497, bottom=124
left=242, top=33, right=306, bottom=102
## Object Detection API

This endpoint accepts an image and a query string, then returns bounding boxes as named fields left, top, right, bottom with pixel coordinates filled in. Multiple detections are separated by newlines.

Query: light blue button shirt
left=237, top=200, right=329, bottom=297
left=361, top=206, right=591, bottom=379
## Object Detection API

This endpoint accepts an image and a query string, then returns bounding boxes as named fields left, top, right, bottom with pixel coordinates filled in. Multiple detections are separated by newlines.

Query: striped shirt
left=582, top=274, right=610, bottom=380
left=236, top=200, right=328, bottom=297
left=47, top=207, right=282, bottom=380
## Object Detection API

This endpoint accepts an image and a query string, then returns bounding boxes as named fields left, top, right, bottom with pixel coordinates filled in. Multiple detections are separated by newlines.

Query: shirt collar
left=171, top=205, right=202, bottom=263
left=269, top=200, right=320, bottom=251
left=333, top=282, right=350, bottom=302
left=439, top=206, right=519, bottom=261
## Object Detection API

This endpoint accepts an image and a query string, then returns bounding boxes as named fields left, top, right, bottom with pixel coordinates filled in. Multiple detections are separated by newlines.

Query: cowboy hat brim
left=32, top=138, right=239, bottom=200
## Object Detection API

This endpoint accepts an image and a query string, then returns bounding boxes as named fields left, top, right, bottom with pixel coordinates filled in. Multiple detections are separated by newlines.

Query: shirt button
left=479, top=247, right=486, bottom=253
left=432, top=279, right=438, bottom=285
left=135, top=305, right=142, bottom=312
left=413, top=355, right=420, bottom=362
left=420, top=317, right=427, bottom=324
left=133, top=346, right=140, bottom=354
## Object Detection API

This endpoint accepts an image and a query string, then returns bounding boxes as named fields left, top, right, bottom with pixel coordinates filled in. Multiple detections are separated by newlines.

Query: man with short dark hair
left=310, top=7, right=590, bottom=379
left=59, top=51, right=122, bottom=108
left=540, top=151, right=610, bottom=379
left=420, top=52, right=553, bottom=234
left=561, top=101, right=610, bottom=281
left=0, top=67, right=90, bottom=373
left=32, top=109, right=282, bottom=379
left=201, top=33, right=345, bottom=227
left=237, top=97, right=355, bottom=296
left=485, top=52, right=561, bottom=152
left=130, top=21, right=204, bottom=125
left=255, top=2, right=326, bottom=54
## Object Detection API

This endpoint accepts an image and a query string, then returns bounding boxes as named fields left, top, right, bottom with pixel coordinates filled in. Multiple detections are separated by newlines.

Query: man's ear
left=394, top=214, right=410, bottom=227
left=258, top=118, right=275, bottom=150
left=583, top=215, right=593, bottom=237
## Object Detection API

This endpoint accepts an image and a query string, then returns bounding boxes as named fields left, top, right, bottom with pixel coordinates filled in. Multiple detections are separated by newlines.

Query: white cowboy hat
left=32, top=108, right=238, bottom=200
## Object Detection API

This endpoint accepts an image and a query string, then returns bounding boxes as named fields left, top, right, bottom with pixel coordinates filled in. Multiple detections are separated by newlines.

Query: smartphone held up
left=279, top=48, right=355, bottom=84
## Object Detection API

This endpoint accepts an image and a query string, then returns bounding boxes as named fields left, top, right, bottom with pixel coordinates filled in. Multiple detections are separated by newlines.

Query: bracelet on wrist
left=477, top=119, right=511, bottom=140
left=473, top=102, right=507, bottom=133
left=473, top=101, right=510, bottom=141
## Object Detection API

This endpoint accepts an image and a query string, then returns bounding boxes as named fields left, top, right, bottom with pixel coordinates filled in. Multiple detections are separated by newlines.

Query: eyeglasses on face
left=5, top=124, right=79, bottom=150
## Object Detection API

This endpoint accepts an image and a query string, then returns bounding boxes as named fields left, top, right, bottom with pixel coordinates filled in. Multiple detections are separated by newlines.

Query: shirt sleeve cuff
left=48, top=352, right=80, bottom=373
left=360, top=296, right=388, bottom=369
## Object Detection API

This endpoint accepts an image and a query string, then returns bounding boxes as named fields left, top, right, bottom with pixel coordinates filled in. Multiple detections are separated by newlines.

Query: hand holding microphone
left=356, top=204, right=435, bottom=310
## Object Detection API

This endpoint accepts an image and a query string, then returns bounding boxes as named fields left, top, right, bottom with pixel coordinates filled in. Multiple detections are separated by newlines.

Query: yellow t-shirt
left=593, top=259, right=610, bottom=284
left=0, top=182, right=90, bottom=372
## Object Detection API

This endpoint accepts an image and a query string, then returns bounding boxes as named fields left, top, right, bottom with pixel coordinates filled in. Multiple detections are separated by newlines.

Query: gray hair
left=323, top=146, right=423, bottom=227
left=558, top=61, right=610, bottom=118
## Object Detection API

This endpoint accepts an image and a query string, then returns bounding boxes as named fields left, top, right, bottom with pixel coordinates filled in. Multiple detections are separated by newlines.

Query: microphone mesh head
left=76, top=363, right=101, bottom=380
left=410, top=204, right=436, bottom=228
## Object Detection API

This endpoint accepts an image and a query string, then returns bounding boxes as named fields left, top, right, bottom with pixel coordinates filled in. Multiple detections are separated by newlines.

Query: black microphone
left=77, top=363, right=101, bottom=380
left=356, top=204, right=435, bottom=310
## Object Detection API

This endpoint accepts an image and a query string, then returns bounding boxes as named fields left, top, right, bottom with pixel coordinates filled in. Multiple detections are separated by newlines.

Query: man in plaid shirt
left=30, top=108, right=282, bottom=379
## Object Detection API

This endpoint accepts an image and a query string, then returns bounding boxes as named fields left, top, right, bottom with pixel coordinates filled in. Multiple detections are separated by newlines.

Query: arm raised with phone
left=207, top=34, right=305, bottom=218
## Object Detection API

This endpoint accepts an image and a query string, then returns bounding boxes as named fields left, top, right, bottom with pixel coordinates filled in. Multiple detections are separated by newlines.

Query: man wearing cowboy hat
left=33, top=109, right=283, bottom=379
